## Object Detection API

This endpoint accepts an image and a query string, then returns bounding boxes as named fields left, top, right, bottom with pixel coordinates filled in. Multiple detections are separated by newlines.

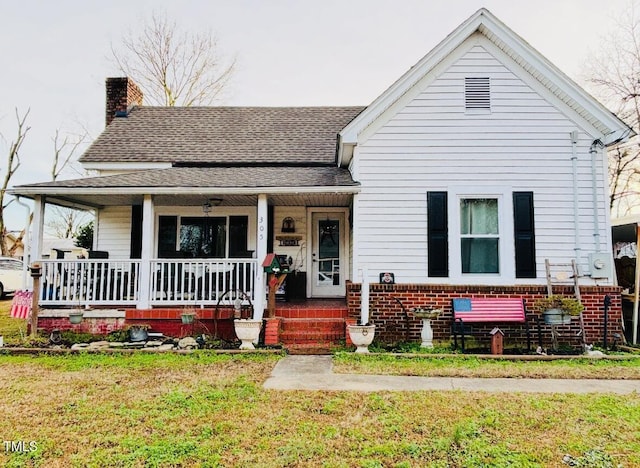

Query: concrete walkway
left=263, top=355, right=640, bottom=394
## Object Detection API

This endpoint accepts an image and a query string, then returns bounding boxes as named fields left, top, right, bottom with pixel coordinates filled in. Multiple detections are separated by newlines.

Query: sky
left=0, top=0, right=631, bottom=233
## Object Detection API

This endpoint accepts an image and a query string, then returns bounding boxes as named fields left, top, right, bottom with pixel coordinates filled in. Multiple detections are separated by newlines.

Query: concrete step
left=286, top=343, right=337, bottom=355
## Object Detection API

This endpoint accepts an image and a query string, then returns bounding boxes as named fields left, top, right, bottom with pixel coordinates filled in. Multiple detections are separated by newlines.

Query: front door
left=310, top=211, right=346, bottom=297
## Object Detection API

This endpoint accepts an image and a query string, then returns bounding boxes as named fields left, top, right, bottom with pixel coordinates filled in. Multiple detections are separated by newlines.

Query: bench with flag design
left=451, top=297, right=532, bottom=351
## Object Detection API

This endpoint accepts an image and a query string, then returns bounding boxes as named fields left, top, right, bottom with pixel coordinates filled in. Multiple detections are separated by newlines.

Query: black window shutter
left=427, top=191, right=448, bottom=277
left=130, top=205, right=143, bottom=259
left=513, top=192, right=536, bottom=278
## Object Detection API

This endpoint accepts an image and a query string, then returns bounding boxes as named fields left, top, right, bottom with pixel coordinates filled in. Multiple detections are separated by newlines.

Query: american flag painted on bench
left=452, top=298, right=526, bottom=323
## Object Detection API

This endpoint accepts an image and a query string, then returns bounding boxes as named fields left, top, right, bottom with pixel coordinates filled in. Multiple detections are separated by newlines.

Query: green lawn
left=0, top=299, right=27, bottom=343
left=334, top=352, right=640, bottom=379
left=1, top=352, right=639, bottom=467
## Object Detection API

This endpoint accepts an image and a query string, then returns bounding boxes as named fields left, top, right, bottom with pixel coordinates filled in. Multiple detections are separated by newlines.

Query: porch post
left=254, top=194, right=268, bottom=320
left=30, top=195, right=45, bottom=263
left=138, top=195, right=154, bottom=309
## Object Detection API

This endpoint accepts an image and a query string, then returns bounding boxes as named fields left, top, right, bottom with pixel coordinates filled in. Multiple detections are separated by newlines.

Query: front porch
left=39, top=258, right=257, bottom=308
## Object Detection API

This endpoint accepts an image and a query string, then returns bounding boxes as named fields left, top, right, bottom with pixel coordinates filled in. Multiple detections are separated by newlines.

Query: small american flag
left=10, top=290, right=32, bottom=319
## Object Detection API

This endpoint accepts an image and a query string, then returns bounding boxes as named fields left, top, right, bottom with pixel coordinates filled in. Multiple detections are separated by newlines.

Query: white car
left=0, top=257, right=25, bottom=298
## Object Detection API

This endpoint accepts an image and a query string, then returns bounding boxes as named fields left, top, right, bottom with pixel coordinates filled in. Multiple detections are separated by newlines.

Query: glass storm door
left=311, top=212, right=345, bottom=297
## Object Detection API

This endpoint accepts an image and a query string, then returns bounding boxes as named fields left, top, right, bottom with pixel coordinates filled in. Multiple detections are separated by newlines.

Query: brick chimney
left=105, top=77, right=143, bottom=126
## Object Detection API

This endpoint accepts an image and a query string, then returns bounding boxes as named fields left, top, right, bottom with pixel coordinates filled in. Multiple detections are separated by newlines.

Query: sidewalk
left=263, top=355, right=640, bottom=394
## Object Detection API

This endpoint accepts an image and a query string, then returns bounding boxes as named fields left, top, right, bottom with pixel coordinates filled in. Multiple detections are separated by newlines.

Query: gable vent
left=465, top=77, right=490, bottom=110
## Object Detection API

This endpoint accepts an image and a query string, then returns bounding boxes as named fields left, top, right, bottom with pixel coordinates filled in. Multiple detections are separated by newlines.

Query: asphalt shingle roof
left=19, top=166, right=359, bottom=189
left=80, top=106, right=365, bottom=165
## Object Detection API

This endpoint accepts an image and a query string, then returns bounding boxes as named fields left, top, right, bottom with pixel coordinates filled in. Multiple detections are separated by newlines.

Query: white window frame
left=448, top=186, right=514, bottom=284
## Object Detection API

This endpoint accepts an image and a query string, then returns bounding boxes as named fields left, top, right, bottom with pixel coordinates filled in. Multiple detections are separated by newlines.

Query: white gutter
left=10, top=185, right=361, bottom=197
left=570, top=131, right=581, bottom=259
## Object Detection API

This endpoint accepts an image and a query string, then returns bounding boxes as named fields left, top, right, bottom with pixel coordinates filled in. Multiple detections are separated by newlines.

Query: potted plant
left=347, top=322, right=376, bottom=353
left=181, top=310, right=196, bottom=324
left=534, top=295, right=584, bottom=325
left=412, top=306, right=443, bottom=348
left=68, top=310, right=84, bottom=325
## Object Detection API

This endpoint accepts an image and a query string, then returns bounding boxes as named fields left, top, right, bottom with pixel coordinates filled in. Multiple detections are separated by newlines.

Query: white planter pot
left=347, top=325, right=375, bottom=353
left=234, top=319, right=262, bottom=350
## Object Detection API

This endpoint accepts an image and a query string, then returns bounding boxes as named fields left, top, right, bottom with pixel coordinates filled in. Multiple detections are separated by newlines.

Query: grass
left=0, top=352, right=639, bottom=467
left=1, top=301, right=639, bottom=466
left=333, top=352, right=640, bottom=379
left=0, top=299, right=27, bottom=343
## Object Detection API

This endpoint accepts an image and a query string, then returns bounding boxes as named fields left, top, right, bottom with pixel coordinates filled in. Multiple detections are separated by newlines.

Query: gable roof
left=80, top=106, right=364, bottom=166
left=338, top=8, right=635, bottom=167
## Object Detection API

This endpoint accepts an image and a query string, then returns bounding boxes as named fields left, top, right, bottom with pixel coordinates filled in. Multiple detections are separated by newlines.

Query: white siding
left=354, top=42, right=609, bottom=285
left=96, top=206, right=132, bottom=259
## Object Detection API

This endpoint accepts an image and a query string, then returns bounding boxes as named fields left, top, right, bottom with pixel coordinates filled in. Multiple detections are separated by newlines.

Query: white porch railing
left=40, top=259, right=141, bottom=307
left=39, top=259, right=257, bottom=307
left=150, top=259, right=256, bottom=306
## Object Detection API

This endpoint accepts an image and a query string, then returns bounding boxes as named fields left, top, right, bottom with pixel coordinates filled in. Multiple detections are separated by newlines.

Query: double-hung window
left=460, top=198, right=499, bottom=273
left=427, top=190, right=536, bottom=281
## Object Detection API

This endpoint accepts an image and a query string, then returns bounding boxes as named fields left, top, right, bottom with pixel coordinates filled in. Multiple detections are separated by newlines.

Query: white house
left=12, top=9, right=633, bottom=347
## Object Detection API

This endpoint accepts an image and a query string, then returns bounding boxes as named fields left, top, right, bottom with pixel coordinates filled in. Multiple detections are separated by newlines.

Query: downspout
left=14, top=196, right=31, bottom=290
left=570, top=131, right=581, bottom=259
left=590, top=139, right=604, bottom=252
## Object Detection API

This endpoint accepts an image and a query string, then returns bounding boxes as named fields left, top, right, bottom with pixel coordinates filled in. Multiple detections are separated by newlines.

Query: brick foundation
left=37, top=317, right=125, bottom=335
left=37, top=308, right=238, bottom=341
left=346, top=282, right=622, bottom=349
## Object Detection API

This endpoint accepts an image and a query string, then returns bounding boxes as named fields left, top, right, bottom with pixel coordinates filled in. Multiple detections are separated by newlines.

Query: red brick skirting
left=264, top=318, right=282, bottom=346
left=346, top=282, right=622, bottom=349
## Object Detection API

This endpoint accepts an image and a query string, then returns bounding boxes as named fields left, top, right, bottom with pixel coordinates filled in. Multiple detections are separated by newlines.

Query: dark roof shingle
left=18, top=166, right=358, bottom=190
left=80, top=106, right=365, bottom=165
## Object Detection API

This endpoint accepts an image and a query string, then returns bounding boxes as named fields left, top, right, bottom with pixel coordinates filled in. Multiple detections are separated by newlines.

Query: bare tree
left=45, top=126, right=94, bottom=241
left=0, top=108, right=30, bottom=256
left=583, top=1, right=640, bottom=217
left=45, top=205, right=90, bottom=239
left=51, top=127, right=87, bottom=180
left=111, top=12, right=235, bottom=106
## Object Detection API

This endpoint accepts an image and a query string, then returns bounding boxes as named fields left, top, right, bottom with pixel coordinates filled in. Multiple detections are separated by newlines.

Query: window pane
left=460, top=199, right=498, bottom=235
left=229, top=216, right=249, bottom=258
left=180, top=217, right=226, bottom=258
left=461, top=238, right=499, bottom=273
left=158, top=216, right=178, bottom=258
